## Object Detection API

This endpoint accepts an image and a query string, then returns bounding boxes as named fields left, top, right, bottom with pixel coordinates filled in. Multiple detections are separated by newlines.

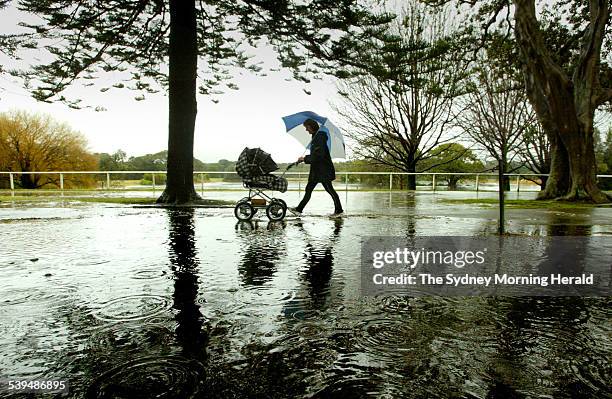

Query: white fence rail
left=1, top=170, right=611, bottom=193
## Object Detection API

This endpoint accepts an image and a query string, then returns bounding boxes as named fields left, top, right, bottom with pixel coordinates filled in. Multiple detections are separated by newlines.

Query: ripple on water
left=91, top=295, right=171, bottom=322
left=86, top=355, right=205, bottom=399
left=74, top=259, right=111, bottom=267
left=130, top=269, right=168, bottom=280
left=296, top=322, right=328, bottom=339
left=1, top=284, right=79, bottom=309
left=233, top=288, right=296, bottom=308
left=308, top=374, right=397, bottom=399
left=282, top=306, right=322, bottom=321
left=353, top=317, right=417, bottom=362
left=379, top=296, right=414, bottom=314
left=570, top=359, right=612, bottom=397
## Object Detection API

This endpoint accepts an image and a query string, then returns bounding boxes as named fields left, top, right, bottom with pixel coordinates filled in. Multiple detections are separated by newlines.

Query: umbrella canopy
left=282, top=111, right=346, bottom=159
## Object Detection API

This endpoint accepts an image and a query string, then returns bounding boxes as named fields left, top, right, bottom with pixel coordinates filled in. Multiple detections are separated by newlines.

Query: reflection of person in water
left=283, top=219, right=344, bottom=318
left=235, top=221, right=287, bottom=286
left=302, top=219, right=343, bottom=308
left=167, top=209, right=207, bottom=359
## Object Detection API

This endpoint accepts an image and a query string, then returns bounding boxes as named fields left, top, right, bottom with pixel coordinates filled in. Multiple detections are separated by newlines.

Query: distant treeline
left=93, top=147, right=572, bottom=189
left=95, top=149, right=488, bottom=188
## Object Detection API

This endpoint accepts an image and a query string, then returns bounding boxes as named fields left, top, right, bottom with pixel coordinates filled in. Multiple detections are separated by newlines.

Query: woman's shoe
left=288, top=207, right=302, bottom=216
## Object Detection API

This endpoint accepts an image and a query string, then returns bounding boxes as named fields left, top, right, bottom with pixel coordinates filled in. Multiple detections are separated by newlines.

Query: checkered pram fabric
left=236, top=147, right=287, bottom=192
left=249, top=175, right=288, bottom=193
left=235, top=149, right=253, bottom=178
left=236, top=147, right=278, bottom=179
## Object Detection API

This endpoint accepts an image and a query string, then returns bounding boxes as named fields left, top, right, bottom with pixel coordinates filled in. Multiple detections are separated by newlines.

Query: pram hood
left=236, top=147, right=279, bottom=179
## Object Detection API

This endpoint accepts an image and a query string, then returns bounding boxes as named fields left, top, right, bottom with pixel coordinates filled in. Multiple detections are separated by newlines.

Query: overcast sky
left=0, top=6, right=345, bottom=163
left=0, top=69, right=342, bottom=163
left=2, top=4, right=609, bottom=166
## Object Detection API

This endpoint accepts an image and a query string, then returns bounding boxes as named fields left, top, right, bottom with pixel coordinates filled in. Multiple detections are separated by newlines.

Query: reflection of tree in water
left=235, top=221, right=286, bottom=286
left=536, top=212, right=592, bottom=291
left=81, top=209, right=209, bottom=398
left=168, top=209, right=207, bottom=359
left=481, top=211, right=605, bottom=398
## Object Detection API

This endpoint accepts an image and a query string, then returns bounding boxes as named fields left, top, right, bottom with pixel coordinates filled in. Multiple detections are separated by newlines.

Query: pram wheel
left=266, top=199, right=287, bottom=221
left=234, top=201, right=255, bottom=221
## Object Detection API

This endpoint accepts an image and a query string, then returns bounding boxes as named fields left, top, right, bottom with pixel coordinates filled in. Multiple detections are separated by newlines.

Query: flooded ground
left=1, top=191, right=611, bottom=398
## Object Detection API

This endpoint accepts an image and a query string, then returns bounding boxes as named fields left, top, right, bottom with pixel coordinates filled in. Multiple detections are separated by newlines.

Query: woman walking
left=289, top=118, right=344, bottom=217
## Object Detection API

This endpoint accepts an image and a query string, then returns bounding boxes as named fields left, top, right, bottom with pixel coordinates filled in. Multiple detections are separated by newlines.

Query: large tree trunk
left=20, top=173, right=37, bottom=189
left=514, top=0, right=610, bottom=203
left=406, top=155, right=416, bottom=190
left=537, top=131, right=569, bottom=198
left=538, top=175, right=548, bottom=191
left=562, top=120, right=608, bottom=201
left=19, top=160, right=38, bottom=189
left=157, top=0, right=200, bottom=204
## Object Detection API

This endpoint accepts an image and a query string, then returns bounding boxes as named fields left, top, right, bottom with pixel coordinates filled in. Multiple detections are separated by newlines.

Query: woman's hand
left=298, top=156, right=305, bottom=163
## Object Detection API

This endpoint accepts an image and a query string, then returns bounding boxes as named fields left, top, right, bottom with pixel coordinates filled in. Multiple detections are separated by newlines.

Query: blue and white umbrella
left=281, top=111, right=346, bottom=159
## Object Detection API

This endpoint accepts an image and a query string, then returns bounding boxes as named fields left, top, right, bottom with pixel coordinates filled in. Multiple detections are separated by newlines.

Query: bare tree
left=519, top=121, right=551, bottom=190
left=456, top=67, right=534, bottom=233
left=333, top=1, right=466, bottom=189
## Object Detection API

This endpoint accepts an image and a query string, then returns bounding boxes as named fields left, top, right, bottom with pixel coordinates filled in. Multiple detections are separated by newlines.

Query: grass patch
left=440, top=198, right=611, bottom=209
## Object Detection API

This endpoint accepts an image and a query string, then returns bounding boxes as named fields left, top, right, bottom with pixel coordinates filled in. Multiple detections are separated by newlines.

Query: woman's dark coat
left=304, top=130, right=336, bottom=182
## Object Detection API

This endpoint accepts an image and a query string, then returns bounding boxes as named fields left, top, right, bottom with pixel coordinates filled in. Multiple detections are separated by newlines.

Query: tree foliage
left=518, top=120, right=551, bottom=189
left=419, top=143, right=484, bottom=189
left=9, top=0, right=392, bottom=107
left=456, top=66, right=532, bottom=166
left=595, top=127, right=612, bottom=188
left=0, top=110, right=97, bottom=188
left=333, top=0, right=468, bottom=189
left=6, top=0, right=393, bottom=203
left=455, top=64, right=535, bottom=197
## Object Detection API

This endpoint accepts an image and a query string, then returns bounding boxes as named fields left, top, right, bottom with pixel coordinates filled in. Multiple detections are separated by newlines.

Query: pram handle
left=278, top=161, right=301, bottom=178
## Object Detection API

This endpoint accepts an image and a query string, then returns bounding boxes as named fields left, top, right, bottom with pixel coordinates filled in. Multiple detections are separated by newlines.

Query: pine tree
left=10, top=0, right=391, bottom=203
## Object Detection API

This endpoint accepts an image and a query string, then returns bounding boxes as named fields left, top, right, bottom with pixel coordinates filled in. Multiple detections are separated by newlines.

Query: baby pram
left=234, top=147, right=293, bottom=221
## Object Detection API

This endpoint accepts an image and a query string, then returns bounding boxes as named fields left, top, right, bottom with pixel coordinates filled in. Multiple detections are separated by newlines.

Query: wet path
left=0, top=192, right=611, bottom=398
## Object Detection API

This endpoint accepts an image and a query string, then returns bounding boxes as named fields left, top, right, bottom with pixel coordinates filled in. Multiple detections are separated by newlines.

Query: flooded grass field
left=1, top=191, right=611, bottom=398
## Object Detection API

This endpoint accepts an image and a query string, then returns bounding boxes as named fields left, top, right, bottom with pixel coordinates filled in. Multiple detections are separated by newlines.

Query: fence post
left=432, top=174, right=436, bottom=192
left=152, top=173, right=156, bottom=191
left=9, top=172, right=14, bottom=191
left=389, top=173, right=393, bottom=191
left=345, top=172, right=349, bottom=193
left=60, top=173, right=64, bottom=191
left=475, top=174, right=480, bottom=192
left=106, top=173, right=110, bottom=190
left=201, top=173, right=204, bottom=195
left=298, top=172, right=301, bottom=196
left=516, top=175, right=520, bottom=193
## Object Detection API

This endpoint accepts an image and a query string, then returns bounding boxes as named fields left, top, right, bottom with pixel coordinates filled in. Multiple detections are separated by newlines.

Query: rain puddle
left=0, top=192, right=611, bottom=398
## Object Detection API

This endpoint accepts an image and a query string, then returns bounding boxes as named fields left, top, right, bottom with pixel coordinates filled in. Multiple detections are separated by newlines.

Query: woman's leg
left=296, top=181, right=318, bottom=212
left=322, top=181, right=343, bottom=213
